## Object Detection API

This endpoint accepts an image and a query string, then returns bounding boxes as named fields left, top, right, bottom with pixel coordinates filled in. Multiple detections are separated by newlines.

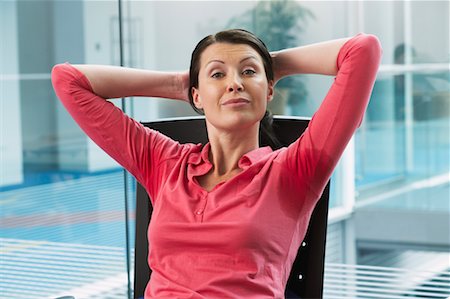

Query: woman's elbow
left=362, top=34, right=383, bottom=63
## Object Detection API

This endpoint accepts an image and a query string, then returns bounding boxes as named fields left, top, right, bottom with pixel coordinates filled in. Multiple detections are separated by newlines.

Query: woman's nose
left=227, top=73, right=244, bottom=92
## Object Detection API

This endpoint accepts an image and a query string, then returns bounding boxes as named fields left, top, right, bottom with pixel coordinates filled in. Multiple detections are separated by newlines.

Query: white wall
left=411, top=1, right=449, bottom=63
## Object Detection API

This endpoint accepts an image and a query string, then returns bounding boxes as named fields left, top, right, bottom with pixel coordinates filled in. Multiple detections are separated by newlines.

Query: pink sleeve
left=284, top=33, right=382, bottom=197
left=51, top=63, right=182, bottom=195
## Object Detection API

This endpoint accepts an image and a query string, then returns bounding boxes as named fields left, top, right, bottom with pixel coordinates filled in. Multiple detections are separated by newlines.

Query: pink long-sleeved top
left=52, top=33, right=381, bottom=298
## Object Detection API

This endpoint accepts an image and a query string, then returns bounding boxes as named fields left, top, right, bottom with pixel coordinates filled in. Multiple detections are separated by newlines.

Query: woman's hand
left=176, top=70, right=190, bottom=102
left=271, top=51, right=285, bottom=85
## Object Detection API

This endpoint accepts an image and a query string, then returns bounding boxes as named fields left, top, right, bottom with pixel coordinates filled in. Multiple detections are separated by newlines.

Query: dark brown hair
left=188, top=29, right=281, bottom=149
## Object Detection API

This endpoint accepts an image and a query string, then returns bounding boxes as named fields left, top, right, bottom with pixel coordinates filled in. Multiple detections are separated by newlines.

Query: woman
left=52, top=29, right=381, bottom=298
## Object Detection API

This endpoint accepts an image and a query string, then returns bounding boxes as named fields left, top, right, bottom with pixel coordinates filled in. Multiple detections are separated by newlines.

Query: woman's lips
left=222, top=98, right=250, bottom=106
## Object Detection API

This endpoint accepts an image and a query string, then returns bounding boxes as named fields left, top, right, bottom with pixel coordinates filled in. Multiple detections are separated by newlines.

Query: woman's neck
left=206, top=123, right=259, bottom=177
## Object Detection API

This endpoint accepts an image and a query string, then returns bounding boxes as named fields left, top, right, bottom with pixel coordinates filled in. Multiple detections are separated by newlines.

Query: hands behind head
left=177, top=70, right=190, bottom=103
left=270, top=51, right=283, bottom=85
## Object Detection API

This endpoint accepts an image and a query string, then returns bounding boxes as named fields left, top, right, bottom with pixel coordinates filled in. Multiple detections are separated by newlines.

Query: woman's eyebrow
left=240, top=55, right=258, bottom=63
left=206, top=59, right=225, bottom=66
left=205, top=55, right=259, bottom=67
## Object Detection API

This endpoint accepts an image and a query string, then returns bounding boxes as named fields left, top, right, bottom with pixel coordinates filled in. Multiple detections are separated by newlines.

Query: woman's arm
left=51, top=63, right=186, bottom=187
left=72, top=64, right=189, bottom=101
left=280, top=33, right=382, bottom=199
left=271, top=37, right=351, bottom=81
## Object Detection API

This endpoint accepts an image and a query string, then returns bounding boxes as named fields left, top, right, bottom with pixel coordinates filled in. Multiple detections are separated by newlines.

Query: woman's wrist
left=270, top=51, right=286, bottom=84
left=173, top=71, right=190, bottom=102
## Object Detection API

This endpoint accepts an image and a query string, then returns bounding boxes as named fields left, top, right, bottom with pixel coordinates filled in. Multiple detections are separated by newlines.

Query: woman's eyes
left=242, top=69, right=256, bottom=76
left=211, top=72, right=224, bottom=79
left=210, top=69, right=256, bottom=78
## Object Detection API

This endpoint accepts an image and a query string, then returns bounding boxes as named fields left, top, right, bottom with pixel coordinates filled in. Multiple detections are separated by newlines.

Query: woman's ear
left=191, top=87, right=203, bottom=109
left=267, top=80, right=274, bottom=102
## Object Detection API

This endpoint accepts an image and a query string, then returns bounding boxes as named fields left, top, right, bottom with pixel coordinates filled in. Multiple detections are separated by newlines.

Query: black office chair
left=134, top=116, right=330, bottom=299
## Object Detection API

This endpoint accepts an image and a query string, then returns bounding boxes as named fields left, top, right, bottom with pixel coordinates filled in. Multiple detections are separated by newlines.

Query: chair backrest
left=134, top=116, right=330, bottom=299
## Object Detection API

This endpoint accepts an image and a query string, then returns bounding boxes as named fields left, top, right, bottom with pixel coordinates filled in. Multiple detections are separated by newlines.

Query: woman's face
left=191, top=42, right=274, bottom=133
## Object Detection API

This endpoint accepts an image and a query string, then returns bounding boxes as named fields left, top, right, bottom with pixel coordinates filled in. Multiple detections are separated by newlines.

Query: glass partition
left=0, top=1, right=130, bottom=298
left=356, top=75, right=408, bottom=189
left=356, top=0, right=449, bottom=196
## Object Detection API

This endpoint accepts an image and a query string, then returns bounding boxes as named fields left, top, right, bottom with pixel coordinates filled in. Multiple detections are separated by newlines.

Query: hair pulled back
left=188, top=29, right=281, bottom=149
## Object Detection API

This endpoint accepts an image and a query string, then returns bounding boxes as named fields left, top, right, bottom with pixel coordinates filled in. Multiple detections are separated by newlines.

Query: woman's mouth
left=222, top=98, right=250, bottom=107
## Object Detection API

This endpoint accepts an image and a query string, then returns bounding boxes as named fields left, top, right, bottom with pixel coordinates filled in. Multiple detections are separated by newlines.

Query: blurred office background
left=1, top=0, right=449, bottom=298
